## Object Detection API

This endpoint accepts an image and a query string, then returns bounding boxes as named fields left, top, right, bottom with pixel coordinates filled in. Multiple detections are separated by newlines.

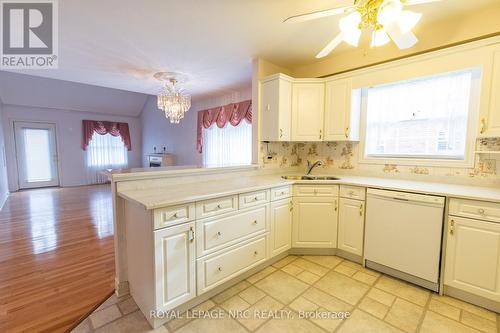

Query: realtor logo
left=1, top=0, right=58, bottom=68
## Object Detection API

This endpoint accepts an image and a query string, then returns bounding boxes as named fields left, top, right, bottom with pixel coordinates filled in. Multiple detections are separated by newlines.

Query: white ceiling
left=3, top=0, right=497, bottom=98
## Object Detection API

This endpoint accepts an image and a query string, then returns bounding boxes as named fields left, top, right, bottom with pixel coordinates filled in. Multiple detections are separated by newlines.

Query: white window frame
left=358, top=67, right=482, bottom=168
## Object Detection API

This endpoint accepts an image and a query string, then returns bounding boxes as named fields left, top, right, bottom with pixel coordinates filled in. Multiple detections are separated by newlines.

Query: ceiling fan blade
left=316, top=32, right=344, bottom=58
left=386, top=24, right=418, bottom=49
left=283, top=6, right=353, bottom=24
left=404, top=0, right=442, bottom=6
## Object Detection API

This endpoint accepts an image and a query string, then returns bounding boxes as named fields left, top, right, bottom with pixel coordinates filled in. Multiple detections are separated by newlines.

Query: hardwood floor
left=0, top=185, right=115, bottom=333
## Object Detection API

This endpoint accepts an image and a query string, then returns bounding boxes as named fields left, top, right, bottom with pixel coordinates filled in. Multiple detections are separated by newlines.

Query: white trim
left=358, top=68, right=481, bottom=168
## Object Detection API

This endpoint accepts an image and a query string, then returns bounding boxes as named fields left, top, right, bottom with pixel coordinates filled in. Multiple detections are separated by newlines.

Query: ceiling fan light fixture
left=370, top=28, right=391, bottom=47
left=339, top=11, right=362, bottom=46
left=377, top=0, right=403, bottom=25
left=397, top=10, right=422, bottom=34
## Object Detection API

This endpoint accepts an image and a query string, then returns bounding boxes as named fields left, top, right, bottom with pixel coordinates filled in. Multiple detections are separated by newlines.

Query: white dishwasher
left=364, top=188, right=445, bottom=291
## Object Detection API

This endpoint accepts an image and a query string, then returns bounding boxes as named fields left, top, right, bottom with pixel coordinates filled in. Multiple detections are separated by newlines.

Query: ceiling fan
left=284, top=0, right=443, bottom=58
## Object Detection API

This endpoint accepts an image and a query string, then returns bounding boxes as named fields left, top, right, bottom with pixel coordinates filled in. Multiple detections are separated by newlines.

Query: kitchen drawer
left=153, top=203, right=195, bottom=229
left=196, top=195, right=238, bottom=219
left=239, top=189, right=270, bottom=209
left=294, top=185, right=339, bottom=197
left=196, top=205, right=268, bottom=257
left=340, top=185, right=366, bottom=201
left=197, top=235, right=267, bottom=294
left=271, top=186, right=292, bottom=201
left=449, top=198, right=500, bottom=223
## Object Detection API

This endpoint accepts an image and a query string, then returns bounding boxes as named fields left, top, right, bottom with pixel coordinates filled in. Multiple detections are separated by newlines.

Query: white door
left=444, top=217, right=500, bottom=302
left=324, top=79, right=351, bottom=141
left=338, top=198, right=365, bottom=256
left=292, top=196, right=338, bottom=248
left=14, top=122, right=59, bottom=189
left=154, top=222, right=196, bottom=311
left=291, top=83, right=325, bottom=141
left=270, top=198, right=292, bottom=256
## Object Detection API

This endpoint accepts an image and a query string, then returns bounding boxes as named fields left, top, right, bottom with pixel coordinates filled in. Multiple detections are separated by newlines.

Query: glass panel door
left=14, top=122, right=59, bottom=189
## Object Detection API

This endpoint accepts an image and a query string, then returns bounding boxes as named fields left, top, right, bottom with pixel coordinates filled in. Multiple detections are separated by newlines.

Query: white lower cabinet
left=337, top=198, right=365, bottom=256
left=292, top=196, right=338, bottom=248
left=270, top=198, right=292, bottom=256
left=444, top=216, right=500, bottom=302
left=154, top=222, right=196, bottom=311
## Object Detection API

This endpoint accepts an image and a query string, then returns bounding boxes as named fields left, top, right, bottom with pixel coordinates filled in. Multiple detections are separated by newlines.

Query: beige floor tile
left=308, top=307, right=348, bottom=332
left=297, top=270, right=321, bottom=284
left=428, top=299, right=460, bottom=321
left=337, top=309, right=404, bottom=333
left=315, top=271, right=370, bottom=305
left=432, top=294, right=497, bottom=322
left=358, top=297, right=389, bottom=319
left=192, top=299, right=216, bottom=312
left=90, top=304, right=122, bottom=329
left=176, top=309, right=246, bottom=333
left=301, top=287, right=353, bottom=313
left=375, top=276, right=429, bottom=306
left=334, top=263, right=357, bottom=277
left=281, top=263, right=304, bottom=276
left=117, top=297, right=139, bottom=315
left=461, top=310, right=497, bottom=333
left=366, top=288, right=396, bottom=307
left=292, top=258, right=330, bottom=276
left=166, top=311, right=192, bottom=331
left=301, top=255, right=343, bottom=269
left=220, top=295, right=250, bottom=313
left=255, top=270, right=309, bottom=304
left=246, top=266, right=277, bottom=284
left=96, top=294, right=120, bottom=312
left=95, top=310, right=167, bottom=333
left=256, top=315, right=325, bottom=333
left=339, top=260, right=364, bottom=270
left=237, top=296, right=284, bottom=331
left=238, top=285, right=266, bottom=305
left=385, top=298, right=424, bottom=333
left=272, top=256, right=298, bottom=268
left=212, top=281, right=251, bottom=304
left=352, top=271, right=378, bottom=285
left=71, top=319, right=92, bottom=333
left=289, top=296, right=319, bottom=312
left=420, top=311, right=482, bottom=333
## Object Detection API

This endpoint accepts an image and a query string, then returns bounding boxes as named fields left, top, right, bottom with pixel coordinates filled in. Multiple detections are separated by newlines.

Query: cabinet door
left=261, top=78, right=291, bottom=141
left=154, top=222, right=196, bottom=311
left=292, top=196, right=338, bottom=248
left=338, top=198, right=365, bottom=256
left=291, top=83, right=325, bottom=141
left=444, top=217, right=500, bottom=302
left=270, top=198, right=292, bottom=256
left=483, top=49, right=500, bottom=137
left=324, top=79, right=361, bottom=141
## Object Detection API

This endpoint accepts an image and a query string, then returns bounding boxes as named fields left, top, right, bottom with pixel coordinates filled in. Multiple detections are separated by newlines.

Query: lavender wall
left=2, top=105, right=142, bottom=192
left=140, top=87, right=252, bottom=167
left=0, top=100, right=9, bottom=208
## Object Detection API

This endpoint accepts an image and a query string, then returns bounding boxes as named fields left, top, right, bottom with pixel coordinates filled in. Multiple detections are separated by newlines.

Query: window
left=202, top=121, right=252, bottom=167
left=362, top=68, right=480, bottom=165
left=86, top=133, right=128, bottom=183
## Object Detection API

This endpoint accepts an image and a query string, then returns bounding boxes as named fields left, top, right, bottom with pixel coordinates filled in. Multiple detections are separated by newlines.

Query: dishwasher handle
left=367, top=188, right=445, bottom=207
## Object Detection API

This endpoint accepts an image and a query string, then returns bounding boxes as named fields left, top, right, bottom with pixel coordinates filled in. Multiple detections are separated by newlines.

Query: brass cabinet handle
left=359, top=203, right=363, bottom=216
left=266, top=104, right=271, bottom=112
left=319, top=129, right=323, bottom=140
left=216, top=231, right=222, bottom=237
left=218, top=266, right=223, bottom=272
left=254, top=251, right=259, bottom=255
left=189, top=227, right=195, bottom=242
left=253, top=220, right=258, bottom=225
left=345, top=127, right=349, bottom=139
left=334, top=200, right=338, bottom=212
left=289, top=201, right=293, bottom=212
left=480, top=118, right=487, bottom=134
left=279, top=128, right=283, bottom=138
left=449, top=219, right=455, bottom=235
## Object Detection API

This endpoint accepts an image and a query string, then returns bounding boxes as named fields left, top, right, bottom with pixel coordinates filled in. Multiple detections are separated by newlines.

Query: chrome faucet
left=306, top=160, right=322, bottom=175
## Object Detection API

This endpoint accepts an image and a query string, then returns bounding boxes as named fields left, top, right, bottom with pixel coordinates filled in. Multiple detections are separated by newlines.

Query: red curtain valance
left=196, top=100, right=252, bottom=153
left=82, top=120, right=132, bottom=151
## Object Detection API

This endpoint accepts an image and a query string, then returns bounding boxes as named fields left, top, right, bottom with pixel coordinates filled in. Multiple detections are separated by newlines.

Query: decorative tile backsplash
left=260, top=138, right=500, bottom=187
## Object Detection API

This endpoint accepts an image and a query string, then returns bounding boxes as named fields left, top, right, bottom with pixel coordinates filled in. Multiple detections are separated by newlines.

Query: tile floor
left=71, top=255, right=499, bottom=333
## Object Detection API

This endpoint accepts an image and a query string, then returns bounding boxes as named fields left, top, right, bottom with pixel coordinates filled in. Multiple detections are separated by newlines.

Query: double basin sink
left=281, top=175, right=340, bottom=181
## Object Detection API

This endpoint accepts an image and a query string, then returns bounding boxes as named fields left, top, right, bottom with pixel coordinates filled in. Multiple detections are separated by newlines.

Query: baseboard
left=289, top=248, right=337, bottom=255
left=114, top=278, right=130, bottom=297
left=335, top=249, right=363, bottom=264
left=444, top=285, right=500, bottom=313
left=0, top=191, right=8, bottom=211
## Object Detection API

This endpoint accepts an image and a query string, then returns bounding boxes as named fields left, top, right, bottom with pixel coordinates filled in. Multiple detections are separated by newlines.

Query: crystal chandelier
left=154, top=73, right=191, bottom=124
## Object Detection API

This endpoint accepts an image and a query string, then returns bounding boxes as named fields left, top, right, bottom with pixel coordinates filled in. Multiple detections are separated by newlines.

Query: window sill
left=358, top=156, right=475, bottom=168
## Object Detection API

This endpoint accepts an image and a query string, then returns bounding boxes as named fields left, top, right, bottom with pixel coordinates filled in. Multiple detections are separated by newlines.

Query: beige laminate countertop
left=118, top=174, right=500, bottom=210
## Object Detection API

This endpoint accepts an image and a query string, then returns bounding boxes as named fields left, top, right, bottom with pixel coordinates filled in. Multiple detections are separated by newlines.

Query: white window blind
left=202, top=121, right=252, bottom=167
left=364, top=69, right=476, bottom=160
left=86, top=133, right=128, bottom=184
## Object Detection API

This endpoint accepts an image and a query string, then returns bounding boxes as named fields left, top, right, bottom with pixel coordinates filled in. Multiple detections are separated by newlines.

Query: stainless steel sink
left=281, top=175, right=340, bottom=181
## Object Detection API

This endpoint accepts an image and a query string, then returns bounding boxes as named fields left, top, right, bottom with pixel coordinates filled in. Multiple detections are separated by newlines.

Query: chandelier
left=154, top=72, right=191, bottom=124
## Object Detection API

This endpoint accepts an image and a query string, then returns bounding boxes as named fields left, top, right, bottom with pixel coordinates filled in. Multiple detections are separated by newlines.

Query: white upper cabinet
left=291, top=81, right=325, bottom=141
left=483, top=48, right=500, bottom=137
left=260, top=74, right=292, bottom=141
left=324, top=78, right=361, bottom=141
